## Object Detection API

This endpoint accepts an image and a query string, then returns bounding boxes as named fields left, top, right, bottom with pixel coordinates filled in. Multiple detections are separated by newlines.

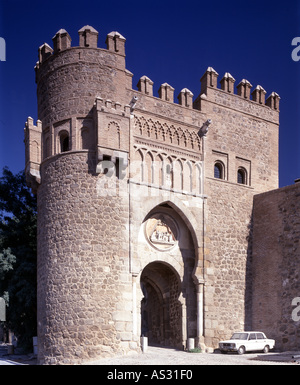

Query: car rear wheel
left=237, top=346, right=245, bottom=355
left=263, top=345, right=269, bottom=353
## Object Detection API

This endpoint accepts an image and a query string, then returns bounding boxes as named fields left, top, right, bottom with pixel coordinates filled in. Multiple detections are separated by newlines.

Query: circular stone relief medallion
left=145, top=214, right=178, bottom=251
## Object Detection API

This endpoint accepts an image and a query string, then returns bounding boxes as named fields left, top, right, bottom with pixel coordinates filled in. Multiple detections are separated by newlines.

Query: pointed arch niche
left=131, top=200, right=205, bottom=350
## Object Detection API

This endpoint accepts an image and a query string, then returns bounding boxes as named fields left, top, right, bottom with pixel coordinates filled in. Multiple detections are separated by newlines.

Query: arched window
left=237, top=168, right=247, bottom=185
left=81, top=128, right=90, bottom=150
left=214, top=161, right=224, bottom=179
left=59, top=131, right=69, bottom=153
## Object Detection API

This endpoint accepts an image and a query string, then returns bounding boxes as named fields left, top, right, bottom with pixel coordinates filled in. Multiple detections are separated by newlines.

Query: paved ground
left=0, top=358, right=27, bottom=365
left=0, top=354, right=37, bottom=365
left=87, top=346, right=299, bottom=366
left=1, top=346, right=299, bottom=365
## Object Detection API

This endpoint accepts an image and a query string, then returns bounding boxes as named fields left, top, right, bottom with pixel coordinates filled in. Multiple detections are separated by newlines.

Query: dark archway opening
left=140, top=262, right=182, bottom=349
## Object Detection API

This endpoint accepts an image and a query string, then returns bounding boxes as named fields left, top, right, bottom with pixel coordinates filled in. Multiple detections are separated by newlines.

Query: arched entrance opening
left=140, top=261, right=182, bottom=349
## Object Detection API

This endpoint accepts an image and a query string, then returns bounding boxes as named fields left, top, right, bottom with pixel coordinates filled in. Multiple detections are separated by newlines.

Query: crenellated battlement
left=28, top=24, right=281, bottom=193
left=135, top=64, right=279, bottom=113
left=197, top=66, right=280, bottom=112
left=134, top=70, right=280, bottom=123
left=35, top=26, right=280, bottom=117
left=36, top=25, right=126, bottom=69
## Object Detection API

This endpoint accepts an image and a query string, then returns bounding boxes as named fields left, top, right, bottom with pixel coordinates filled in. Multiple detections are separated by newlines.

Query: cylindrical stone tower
left=25, top=26, right=137, bottom=364
left=25, top=24, right=242, bottom=365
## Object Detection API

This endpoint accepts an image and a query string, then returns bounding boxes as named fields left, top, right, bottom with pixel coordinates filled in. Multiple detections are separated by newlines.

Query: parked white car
left=219, top=332, right=275, bottom=355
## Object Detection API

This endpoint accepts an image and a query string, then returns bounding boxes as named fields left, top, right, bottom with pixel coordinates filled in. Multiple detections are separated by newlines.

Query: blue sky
left=0, top=0, right=299, bottom=187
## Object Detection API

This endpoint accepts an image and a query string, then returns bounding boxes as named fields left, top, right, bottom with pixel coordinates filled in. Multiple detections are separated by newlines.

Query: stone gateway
left=24, top=25, right=298, bottom=365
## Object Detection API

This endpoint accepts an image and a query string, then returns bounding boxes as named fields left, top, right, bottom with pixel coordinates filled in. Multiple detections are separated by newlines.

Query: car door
left=256, top=332, right=266, bottom=350
left=247, top=333, right=258, bottom=351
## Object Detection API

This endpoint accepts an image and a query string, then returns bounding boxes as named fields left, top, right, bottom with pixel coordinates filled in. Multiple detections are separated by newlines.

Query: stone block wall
left=196, top=71, right=279, bottom=347
left=252, top=182, right=300, bottom=351
left=200, top=83, right=279, bottom=193
left=203, top=179, right=254, bottom=347
left=37, top=152, right=135, bottom=364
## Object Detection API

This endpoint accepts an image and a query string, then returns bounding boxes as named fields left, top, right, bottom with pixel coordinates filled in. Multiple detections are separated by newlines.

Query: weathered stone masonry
left=252, top=182, right=300, bottom=351
left=24, top=25, right=287, bottom=364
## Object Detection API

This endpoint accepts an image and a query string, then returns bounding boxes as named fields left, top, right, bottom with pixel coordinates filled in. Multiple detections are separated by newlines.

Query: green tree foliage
left=0, top=167, right=37, bottom=351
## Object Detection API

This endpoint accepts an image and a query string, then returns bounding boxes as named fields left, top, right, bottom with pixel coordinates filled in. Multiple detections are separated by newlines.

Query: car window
left=231, top=333, right=248, bottom=340
left=257, top=333, right=264, bottom=339
left=249, top=333, right=256, bottom=340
